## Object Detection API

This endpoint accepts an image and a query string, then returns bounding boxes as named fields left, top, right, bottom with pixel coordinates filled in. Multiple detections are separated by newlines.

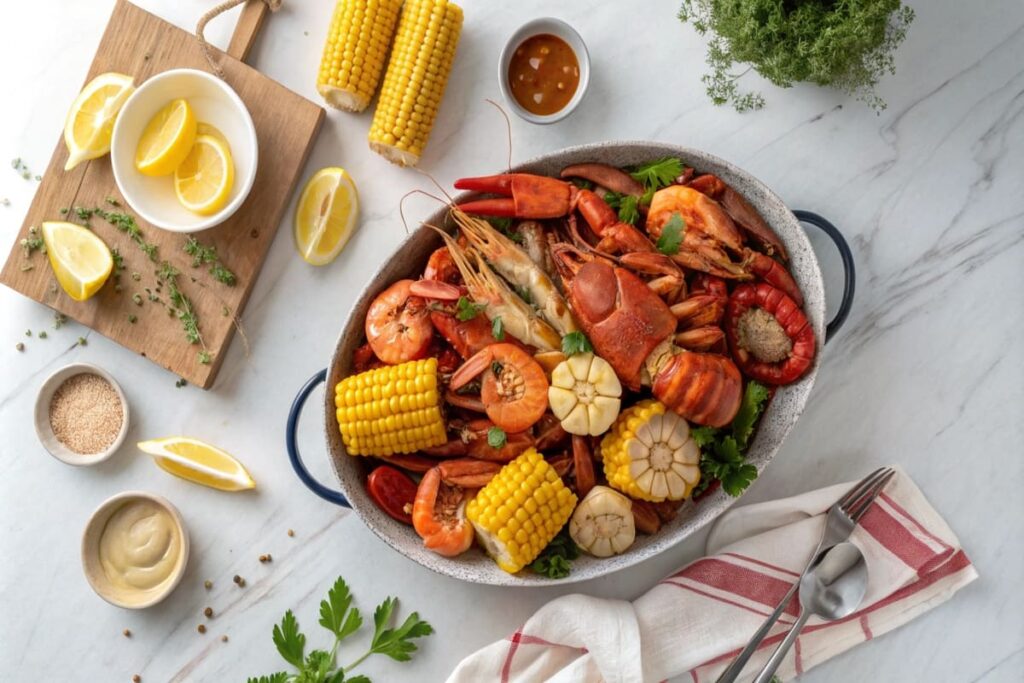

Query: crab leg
left=455, top=173, right=576, bottom=218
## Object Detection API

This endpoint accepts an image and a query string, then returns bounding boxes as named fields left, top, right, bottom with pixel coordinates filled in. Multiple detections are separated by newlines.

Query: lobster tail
left=651, top=350, right=742, bottom=427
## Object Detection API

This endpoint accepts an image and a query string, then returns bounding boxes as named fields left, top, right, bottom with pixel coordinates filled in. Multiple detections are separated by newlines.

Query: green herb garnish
left=692, top=381, right=770, bottom=497
left=19, top=226, right=45, bottom=256
left=247, top=575, right=433, bottom=683
left=491, top=316, right=504, bottom=341
left=487, top=426, right=507, bottom=449
left=561, top=331, right=593, bottom=356
left=514, top=285, right=532, bottom=305
left=630, top=157, right=684, bottom=190
left=656, top=213, right=685, bottom=255
left=487, top=217, right=524, bottom=244
left=455, top=296, right=485, bottom=321
left=529, top=527, right=579, bottom=579
left=679, top=0, right=915, bottom=112
left=184, top=237, right=236, bottom=285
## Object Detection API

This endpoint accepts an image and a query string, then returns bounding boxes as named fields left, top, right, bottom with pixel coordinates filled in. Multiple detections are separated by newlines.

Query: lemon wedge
left=135, top=98, right=197, bottom=176
left=294, top=167, right=360, bottom=266
left=41, top=221, right=114, bottom=301
left=174, top=134, right=235, bottom=215
left=138, top=437, right=256, bottom=492
left=63, top=72, right=135, bottom=171
left=196, top=122, right=229, bottom=146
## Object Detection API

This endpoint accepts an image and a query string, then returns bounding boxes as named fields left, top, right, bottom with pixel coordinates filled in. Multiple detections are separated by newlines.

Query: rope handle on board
left=196, top=0, right=282, bottom=78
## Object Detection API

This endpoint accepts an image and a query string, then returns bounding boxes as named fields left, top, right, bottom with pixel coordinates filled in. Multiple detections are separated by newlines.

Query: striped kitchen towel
left=447, top=467, right=977, bottom=682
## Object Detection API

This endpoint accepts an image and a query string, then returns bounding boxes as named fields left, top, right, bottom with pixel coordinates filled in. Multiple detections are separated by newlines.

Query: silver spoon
left=751, top=542, right=868, bottom=683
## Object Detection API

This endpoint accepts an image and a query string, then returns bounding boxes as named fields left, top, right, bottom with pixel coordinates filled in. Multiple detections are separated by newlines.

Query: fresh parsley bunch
left=248, top=576, right=433, bottom=683
left=692, top=381, right=770, bottom=496
left=679, top=0, right=915, bottom=112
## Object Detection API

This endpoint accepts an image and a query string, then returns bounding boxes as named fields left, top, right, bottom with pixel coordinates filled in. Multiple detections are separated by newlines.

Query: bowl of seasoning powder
left=35, top=363, right=129, bottom=465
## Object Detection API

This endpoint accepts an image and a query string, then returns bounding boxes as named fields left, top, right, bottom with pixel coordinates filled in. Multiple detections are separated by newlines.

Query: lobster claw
left=455, top=173, right=576, bottom=219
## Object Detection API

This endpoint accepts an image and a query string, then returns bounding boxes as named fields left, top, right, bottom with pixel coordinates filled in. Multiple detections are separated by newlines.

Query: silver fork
left=715, top=467, right=895, bottom=683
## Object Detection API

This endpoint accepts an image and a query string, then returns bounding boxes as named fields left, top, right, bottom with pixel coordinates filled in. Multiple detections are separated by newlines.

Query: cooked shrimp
left=450, top=343, right=550, bottom=433
left=412, top=467, right=474, bottom=557
left=364, top=279, right=433, bottom=364
left=452, top=208, right=578, bottom=336
left=436, top=230, right=562, bottom=351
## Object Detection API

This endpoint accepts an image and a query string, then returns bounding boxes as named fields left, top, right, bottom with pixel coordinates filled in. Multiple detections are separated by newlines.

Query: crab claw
left=455, top=173, right=576, bottom=219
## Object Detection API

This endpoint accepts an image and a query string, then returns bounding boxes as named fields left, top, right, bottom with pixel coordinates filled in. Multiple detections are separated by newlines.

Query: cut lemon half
left=64, top=72, right=135, bottom=171
left=135, top=98, right=197, bottom=176
left=138, top=437, right=256, bottom=492
left=41, top=221, right=114, bottom=301
left=196, top=122, right=229, bottom=146
left=174, top=134, right=235, bottom=215
left=294, top=167, right=359, bottom=266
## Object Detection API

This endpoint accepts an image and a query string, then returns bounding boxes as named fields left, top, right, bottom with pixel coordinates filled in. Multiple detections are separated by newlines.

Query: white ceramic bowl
left=498, top=18, right=591, bottom=124
left=110, top=68, right=258, bottom=233
left=34, top=363, right=130, bottom=466
left=81, top=491, right=190, bottom=609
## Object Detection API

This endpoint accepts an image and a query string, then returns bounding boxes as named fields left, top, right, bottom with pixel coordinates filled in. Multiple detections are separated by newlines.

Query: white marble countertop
left=1, top=1, right=1022, bottom=681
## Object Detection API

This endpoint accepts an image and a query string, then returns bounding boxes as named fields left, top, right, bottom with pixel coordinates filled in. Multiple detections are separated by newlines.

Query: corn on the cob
left=335, top=357, right=448, bottom=456
left=466, top=449, right=577, bottom=573
left=317, top=0, right=403, bottom=112
left=368, top=0, right=463, bottom=166
left=600, top=400, right=701, bottom=502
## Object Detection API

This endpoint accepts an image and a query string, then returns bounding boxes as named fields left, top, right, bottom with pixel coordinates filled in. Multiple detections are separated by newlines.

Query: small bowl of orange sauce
left=499, top=18, right=590, bottom=124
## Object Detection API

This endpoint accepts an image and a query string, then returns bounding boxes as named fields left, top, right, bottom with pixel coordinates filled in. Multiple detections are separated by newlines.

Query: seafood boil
left=335, top=157, right=818, bottom=577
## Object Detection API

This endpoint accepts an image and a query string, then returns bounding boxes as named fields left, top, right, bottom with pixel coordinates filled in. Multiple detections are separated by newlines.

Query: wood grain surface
left=0, top=0, right=323, bottom=388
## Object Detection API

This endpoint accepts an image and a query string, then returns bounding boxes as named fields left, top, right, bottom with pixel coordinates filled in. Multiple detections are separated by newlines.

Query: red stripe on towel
left=879, top=492, right=952, bottom=551
left=675, top=558, right=801, bottom=616
left=860, top=614, right=873, bottom=640
left=722, top=552, right=802, bottom=578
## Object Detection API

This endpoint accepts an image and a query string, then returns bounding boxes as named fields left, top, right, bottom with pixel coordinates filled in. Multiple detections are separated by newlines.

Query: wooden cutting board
left=0, top=0, right=323, bottom=388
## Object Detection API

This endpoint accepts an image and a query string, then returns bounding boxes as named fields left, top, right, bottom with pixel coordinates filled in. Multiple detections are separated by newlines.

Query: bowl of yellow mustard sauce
left=81, top=491, right=189, bottom=609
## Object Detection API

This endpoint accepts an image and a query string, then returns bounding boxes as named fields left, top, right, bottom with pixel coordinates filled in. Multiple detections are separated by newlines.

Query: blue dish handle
left=286, top=368, right=351, bottom=508
left=792, top=210, right=855, bottom=344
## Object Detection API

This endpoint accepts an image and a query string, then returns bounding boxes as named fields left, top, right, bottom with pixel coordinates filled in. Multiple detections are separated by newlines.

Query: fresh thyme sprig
left=184, top=237, right=236, bottom=286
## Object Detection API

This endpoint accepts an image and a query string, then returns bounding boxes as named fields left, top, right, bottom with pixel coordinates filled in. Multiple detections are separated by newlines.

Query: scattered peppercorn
left=287, top=529, right=295, bottom=537
left=175, top=378, right=187, bottom=388
left=132, top=676, right=141, bottom=683
left=197, top=624, right=207, bottom=634
left=232, top=574, right=241, bottom=584
left=204, top=607, right=213, bottom=618
left=204, top=579, right=213, bottom=590
left=259, top=553, right=272, bottom=563
left=123, top=628, right=131, bottom=637
left=16, top=342, right=24, bottom=352
left=221, top=635, right=229, bottom=642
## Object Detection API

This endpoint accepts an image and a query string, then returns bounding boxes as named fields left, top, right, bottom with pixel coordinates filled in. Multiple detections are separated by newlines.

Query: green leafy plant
left=455, top=296, right=485, bottom=321
left=692, top=381, right=770, bottom=496
left=248, top=576, right=433, bottom=683
left=529, top=527, right=580, bottom=579
left=561, top=331, right=593, bottom=356
left=656, top=214, right=685, bottom=255
left=679, top=0, right=915, bottom=112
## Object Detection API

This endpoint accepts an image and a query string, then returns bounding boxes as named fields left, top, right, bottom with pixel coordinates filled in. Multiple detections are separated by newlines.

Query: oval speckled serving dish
left=287, top=141, right=854, bottom=586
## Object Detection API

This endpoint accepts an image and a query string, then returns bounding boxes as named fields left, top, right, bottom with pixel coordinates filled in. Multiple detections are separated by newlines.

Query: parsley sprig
left=529, top=527, right=579, bottom=579
left=691, top=381, right=770, bottom=497
left=249, top=576, right=433, bottom=683
left=561, top=331, right=593, bottom=356
left=630, top=157, right=684, bottom=191
left=455, top=296, right=485, bottom=321
left=656, top=213, right=685, bottom=255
